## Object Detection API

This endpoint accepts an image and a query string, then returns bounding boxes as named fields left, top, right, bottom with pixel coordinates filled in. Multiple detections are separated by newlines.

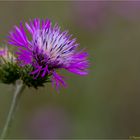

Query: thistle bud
left=0, top=47, right=20, bottom=84
left=0, top=47, right=15, bottom=64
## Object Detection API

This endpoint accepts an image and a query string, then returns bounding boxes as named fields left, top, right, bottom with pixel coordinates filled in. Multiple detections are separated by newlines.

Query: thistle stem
left=0, top=80, right=25, bottom=139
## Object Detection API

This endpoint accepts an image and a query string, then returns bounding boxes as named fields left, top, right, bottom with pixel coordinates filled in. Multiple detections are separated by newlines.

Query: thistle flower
left=0, top=47, right=20, bottom=84
left=8, top=18, right=88, bottom=89
left=0, top=47, right=15, bottom=64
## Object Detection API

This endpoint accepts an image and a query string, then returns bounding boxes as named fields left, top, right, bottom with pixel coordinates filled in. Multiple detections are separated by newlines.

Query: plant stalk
left=0, top=80, right=25, bottom=139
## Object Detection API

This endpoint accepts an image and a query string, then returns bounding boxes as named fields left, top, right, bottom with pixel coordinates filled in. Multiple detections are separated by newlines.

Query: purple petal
left=52, top=72, right=67, bottom=90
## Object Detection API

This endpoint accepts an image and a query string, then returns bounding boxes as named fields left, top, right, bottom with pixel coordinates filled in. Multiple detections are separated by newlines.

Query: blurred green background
left=0, top=1, right=140, bottom=139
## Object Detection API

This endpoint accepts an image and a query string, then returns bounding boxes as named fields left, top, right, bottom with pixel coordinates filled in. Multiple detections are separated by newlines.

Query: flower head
left=0, top=46, right=20, bottom=84
left=0, top=47, right=15, bottom=64
left=8, top=18, right=89, bottom=89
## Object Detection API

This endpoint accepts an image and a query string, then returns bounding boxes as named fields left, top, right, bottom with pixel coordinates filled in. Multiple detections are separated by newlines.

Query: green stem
left=0, top=80, right=25, bottom=139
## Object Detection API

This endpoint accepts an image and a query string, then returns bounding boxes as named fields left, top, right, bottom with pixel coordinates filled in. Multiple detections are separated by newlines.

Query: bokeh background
left=0, top=1, right=140, bottom=139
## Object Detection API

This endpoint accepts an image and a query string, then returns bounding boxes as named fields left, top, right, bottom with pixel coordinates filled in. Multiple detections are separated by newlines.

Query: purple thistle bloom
left=8, top=18, right=88, bottom=89
left=0, top=48, right=7, bottom=56
left=0, top=47, right=15, bottom=63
